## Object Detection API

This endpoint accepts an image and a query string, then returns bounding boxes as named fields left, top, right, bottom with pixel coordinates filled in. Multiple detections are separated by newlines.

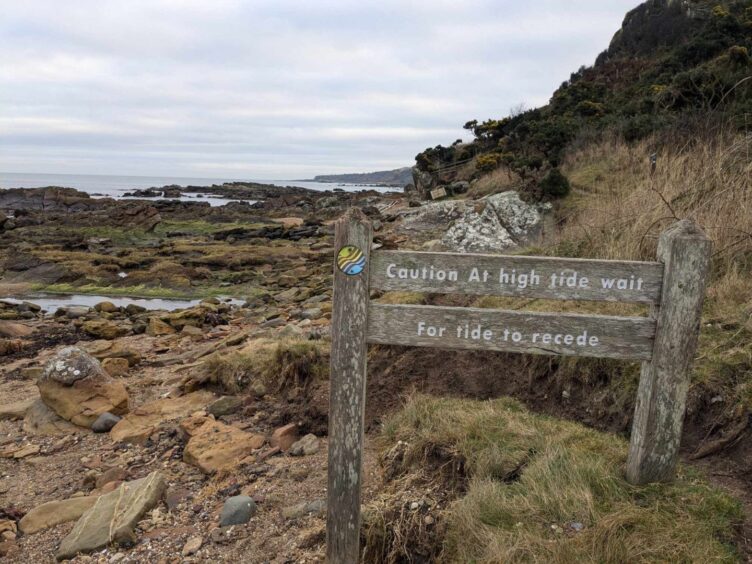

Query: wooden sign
left=327, top=209, right=711, bottom=563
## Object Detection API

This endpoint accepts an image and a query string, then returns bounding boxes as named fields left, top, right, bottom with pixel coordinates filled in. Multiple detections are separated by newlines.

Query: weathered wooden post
left=327, top=208, right=372, bottom=563
left=626, top=219, right=712, bottom=484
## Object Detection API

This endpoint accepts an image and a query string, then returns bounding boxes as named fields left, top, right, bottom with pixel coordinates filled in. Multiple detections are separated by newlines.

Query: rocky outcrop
left=56, top=472, right=166, bottom=560
left=38, top=347, right=129, bottom=428
left=0, top=187, right=104, bottom=213
left=109, top=203, right=161, bottom=232
left=110, top=391, right=215, bottom=444
left=398, top=191, right=550, bottom=253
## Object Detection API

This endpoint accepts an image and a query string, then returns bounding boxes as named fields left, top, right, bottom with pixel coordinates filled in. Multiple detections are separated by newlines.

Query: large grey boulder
left=219, top=495, right=257, bottom=527
left=56, top=471, right=166, bottom=560
left=398, top=191, right=550, bottom=253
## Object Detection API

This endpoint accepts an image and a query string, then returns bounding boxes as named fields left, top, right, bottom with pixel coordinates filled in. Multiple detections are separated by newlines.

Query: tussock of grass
left=368, top=395, right=742, bottom=563
left=201, top=338, right=328, bottom=394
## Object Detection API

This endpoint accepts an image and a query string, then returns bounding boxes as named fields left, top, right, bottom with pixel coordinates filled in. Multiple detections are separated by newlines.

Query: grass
left=32, top=282, right=254, bottom=300
left=365, top=395, right=742, bottom=563
left=201, top=337, right=329, bottom=394
left=554, top=130, right=752, bottom=411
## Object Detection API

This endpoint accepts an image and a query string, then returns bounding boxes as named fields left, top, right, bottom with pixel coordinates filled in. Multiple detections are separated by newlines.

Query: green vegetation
left=415, top=0, right=752, bottom=198
left=365, top=395, right=742, bottom=563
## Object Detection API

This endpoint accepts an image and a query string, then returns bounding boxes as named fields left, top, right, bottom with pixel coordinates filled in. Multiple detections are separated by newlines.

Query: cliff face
left=311, top=167, right=413, bottom=187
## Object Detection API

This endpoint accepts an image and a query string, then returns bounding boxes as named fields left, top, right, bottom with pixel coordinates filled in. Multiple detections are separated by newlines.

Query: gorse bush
left=539, top=168, right=571, bottom=199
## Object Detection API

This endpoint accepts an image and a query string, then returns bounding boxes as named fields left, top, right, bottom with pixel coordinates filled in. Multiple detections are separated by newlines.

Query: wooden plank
left=327, top=208, right=373, bottom=563
left=370, top=251, right=663, bottom=304
left=367, top=303, right=656, bottom=361
left=626, top=220, right=712, bottom=484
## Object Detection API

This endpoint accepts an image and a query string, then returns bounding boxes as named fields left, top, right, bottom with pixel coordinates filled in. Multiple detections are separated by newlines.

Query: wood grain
left=327, top=209, right=373, bottom=563
left=371, top=251, right=663, bottom=304
left=367, top=303, right=656, bottom=361
left=626, top=220, right=712, bottom=484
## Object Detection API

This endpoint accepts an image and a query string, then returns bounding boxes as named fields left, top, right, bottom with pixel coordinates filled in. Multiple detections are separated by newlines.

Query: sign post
left=327, top=209, right=372, bottom=564
left=327, top=209, right=711, bottom=561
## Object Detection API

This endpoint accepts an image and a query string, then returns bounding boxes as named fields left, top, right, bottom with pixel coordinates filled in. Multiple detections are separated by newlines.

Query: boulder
left=270, top=423, right=299, bottom=452
left=181, top=416, right=265, bottom=474
left=399, top=191, right=550, bottom=253
left=82, top=319, right=129, bottom=340
left=19, top=496, right=99, bottom=535
left=87, top=341, right=142, bottom=366
left=289, top=434, right=320, bottom=457
left=109, top=391, right=215, bottom=444
left=207, top=396, right=244, bottom=417
left=23, top=399, right=81, bottom=436
left=56, top=471, right=166, bottom=560
left=219, top=496, right=257, bottom=527
left=92, top=412, right=121, bottom=433
left=0, top=320, right=35, bottom=338
left=282, top=499, right=326, bottom=520
left=147, top=317, right=175, bottom=337
left=37, top=347, right=129, bottom=428
left=94, top=301, right=119, bottom=313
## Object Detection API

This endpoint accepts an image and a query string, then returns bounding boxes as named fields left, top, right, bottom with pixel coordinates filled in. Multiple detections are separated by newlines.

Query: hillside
left=310, top=167, right=412, bottom=187
left=413, top=0, right=751, bottom=199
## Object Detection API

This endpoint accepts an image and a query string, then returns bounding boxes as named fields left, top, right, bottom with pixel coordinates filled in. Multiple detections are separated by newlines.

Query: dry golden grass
left=467, top=166, right=521, bottom=199
left=557, top=131, right=752, bottom=398
left=368, top=395, right=742, bottom=563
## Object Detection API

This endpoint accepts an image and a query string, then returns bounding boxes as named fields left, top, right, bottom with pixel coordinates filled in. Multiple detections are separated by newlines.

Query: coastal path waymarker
left=327, top=208, right=711, bottom=563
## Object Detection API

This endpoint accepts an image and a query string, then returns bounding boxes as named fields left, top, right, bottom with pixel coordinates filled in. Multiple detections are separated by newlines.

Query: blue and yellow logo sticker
left=337, top=245, right=366, bottom=276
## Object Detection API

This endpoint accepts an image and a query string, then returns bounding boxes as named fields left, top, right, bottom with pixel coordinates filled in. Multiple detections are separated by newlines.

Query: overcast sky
left=0, top=0, right=640, bottom=180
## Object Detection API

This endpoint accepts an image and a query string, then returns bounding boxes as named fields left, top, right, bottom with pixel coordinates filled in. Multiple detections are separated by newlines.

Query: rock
left=182, top=536, right=203, bottom=556
left=59, top=305, right=92, bottom=319
left=270, top=423, right=299, bottom=452
left=0, top=320, right=35, bottom=338
left=56, top=471, right=166, bottom=560
left=102, top=357, right=129, bottom=377
left=38, top=347, right=129, bottom=428
left=289, top=434, right=320, bottom=456
left=181, top=325, right=205, bottom=338
left=282, top=499, right=326, bottom=520
left=83, top=319, right=129, bottom=340
left=0, top=540, right=19, bottom=559
left=181, top=416, right=265, bottom=474
left=399, top=191, right=550, bottom=253
left=110, top=391, right=215, bottom=444
left=23, top=399, right=81, bottom=436
left=89, top=341, right=142, bottom=366
left=96, top=467, right=127, bottom=489
left=219, top=496, right=257, bottom=527
left=19, top=496, right=99, bottom=534
left=147, top=317, right=175, bottom=336
left=94, top=301, right=119, bottom=313
left=0, top=443, right=40, bottom=459
left=92, top=412, right=121, bottom=433
left=301, top=308, right=322, bottom=320
left=125, top=304, right=146, bottom=315
left=110, top=203, right=161, bottom=232
left=0, top=397, right=36, bottom=420
left=207, top=396, right=244, bottom=417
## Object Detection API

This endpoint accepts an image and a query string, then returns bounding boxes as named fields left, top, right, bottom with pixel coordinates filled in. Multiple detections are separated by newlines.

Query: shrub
left=539, top=168, right=571, bottom=199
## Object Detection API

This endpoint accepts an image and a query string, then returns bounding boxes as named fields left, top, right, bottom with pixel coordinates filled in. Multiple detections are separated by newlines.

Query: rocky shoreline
left=0, top=181, right=549, bottom=562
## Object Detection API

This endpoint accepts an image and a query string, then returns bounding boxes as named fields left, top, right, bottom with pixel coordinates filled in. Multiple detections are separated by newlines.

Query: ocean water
left=0, top=172, right=396, bottom=206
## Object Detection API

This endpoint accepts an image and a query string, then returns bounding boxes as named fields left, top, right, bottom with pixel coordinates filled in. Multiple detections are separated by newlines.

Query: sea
left=0, top=172, right=397, bottom=206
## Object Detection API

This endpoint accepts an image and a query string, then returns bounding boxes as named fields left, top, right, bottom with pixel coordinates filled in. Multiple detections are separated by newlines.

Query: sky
left=0, top=0, right=641, bottom=180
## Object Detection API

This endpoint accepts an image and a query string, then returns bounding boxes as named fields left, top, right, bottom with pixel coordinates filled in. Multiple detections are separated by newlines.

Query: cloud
left=0, top=0, right=640, bottom=178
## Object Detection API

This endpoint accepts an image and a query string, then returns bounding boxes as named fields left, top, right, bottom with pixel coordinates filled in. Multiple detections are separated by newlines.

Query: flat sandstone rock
left=19, top=496, right=99, bottom=535
left=56, top=471, right=166, bottom=560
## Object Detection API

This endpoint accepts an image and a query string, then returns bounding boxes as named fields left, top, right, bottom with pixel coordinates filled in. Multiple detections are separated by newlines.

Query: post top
left=660, top=219, right=710, bottom=241
left=338, top=207, right=370, bottom=224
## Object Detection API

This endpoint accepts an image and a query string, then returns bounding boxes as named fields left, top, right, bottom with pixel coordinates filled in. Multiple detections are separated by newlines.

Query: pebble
left=219, top=495, right=257, bottom=527
left=182, top=536, right=203, bottom=556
